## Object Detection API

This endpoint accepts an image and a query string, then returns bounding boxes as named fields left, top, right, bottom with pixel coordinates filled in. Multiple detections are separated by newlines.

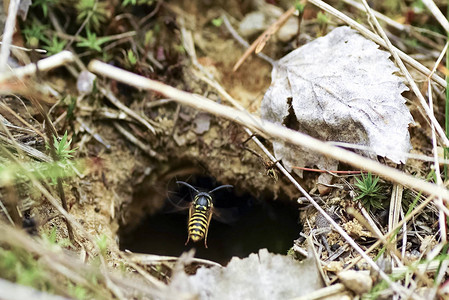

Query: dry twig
left=232, top=6, right=296, bottom=71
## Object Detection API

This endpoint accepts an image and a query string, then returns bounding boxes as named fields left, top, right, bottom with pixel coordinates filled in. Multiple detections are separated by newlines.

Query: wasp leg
left=203, top=209, right=213, bottom=248
left=240, top=134, right=257, bottom=146
left=185, top=205, right=194, bottom=246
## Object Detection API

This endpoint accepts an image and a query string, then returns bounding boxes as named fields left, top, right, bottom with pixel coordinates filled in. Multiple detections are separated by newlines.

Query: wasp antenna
left=209, top=184, right=233, bottom=194
left=176, top=181, right=200, bottom=193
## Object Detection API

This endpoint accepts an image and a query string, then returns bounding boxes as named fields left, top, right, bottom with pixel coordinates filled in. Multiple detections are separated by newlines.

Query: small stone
left=338, top=270, right=373, bottom=295
left=77, top=70, right=96, bottom=94
left=277, top=17, right=298, bottom=42
left=193, top=113, right=211, bottom=134
left=239, top=12, right=266, bottom=37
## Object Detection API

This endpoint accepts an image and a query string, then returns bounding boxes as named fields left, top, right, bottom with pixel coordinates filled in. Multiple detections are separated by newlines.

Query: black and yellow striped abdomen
left=186, top=193, right=213, bottom=247
left=188, top=206, right=209, bottom=242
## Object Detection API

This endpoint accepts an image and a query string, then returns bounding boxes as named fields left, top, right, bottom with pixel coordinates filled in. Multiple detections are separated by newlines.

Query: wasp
left=176, top=181, right=233, bottom=248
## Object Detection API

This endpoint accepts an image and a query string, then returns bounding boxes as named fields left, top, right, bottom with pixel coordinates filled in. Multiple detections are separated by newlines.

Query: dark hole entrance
left=119, top=175, right=301, bottom=265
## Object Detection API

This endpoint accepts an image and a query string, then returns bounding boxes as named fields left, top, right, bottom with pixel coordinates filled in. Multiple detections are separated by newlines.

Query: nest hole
left=119, top=174, right=301, bottom=265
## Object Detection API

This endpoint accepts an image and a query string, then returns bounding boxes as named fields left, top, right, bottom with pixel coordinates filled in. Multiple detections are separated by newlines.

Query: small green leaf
left=43, top=36, right=67, bottom=55
left=122, top=0, right=137, bottom=6
left=77, top=30, right=110, bottom=52
left=96, top=235, right=108, bottom=256
left=295, top=1, right=305, bottom=13
left=127, top=50, right=137, bottom=66
left=211, top=17, right=223, bottom=27
left=317, top=11, right=328, bottom=25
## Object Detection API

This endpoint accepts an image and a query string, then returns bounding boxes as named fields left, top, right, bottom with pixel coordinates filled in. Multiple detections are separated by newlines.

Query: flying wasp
left=176, top=181, right=233, bottom=248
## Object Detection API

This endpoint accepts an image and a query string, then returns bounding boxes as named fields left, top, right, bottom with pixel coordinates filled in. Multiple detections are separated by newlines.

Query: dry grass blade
left=98, top=85, right=156, bottom=135
left=129, top=252, right=222, bottom=268
left=88, top=60, right=449, bottom=202
left=0, top=101, right=45, bottom=139
left=0, top=134, right=51, bottom=162
left=428, top=82, right=447, bottom=241
left=232, top=6, right=296, bottom=71
left=0, top=51, right=75, bottom=82
left=421, top=0, right=449, bottom=33
left=113, top=122, right=162, bottom=159
left=0, top=0, right=20, bottom=72
left=342, top=0, right=406, bottom=31
left=221, top=15, right=275, bottom=67
left=254, top=6, right=297, bottom=54
left=0, top=42, right=46, bottom=53
left=388, top=184, right=403, bottom=252
left=118, top=253, right=168, bottom=290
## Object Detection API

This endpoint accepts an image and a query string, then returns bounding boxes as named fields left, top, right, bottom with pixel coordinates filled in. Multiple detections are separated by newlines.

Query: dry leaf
left=260, top=26, right=414, bottom=175
left=168, top=249, right=323, bottom=299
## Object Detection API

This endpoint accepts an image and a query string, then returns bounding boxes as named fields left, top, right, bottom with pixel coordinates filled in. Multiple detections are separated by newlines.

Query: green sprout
left=0, top=247, right=47, bottom=290
left=68, top=282, right=90, bottom=300
left=295, top=1, right=305, bottom=14
left=77, top=30, right=110, bottom=52
left=96, top=235, right=108, bottom=257
left=52, top=131, right=77, bottom=161
left=76, top=0, right=108, bottom=31
left=42, top=227, right=72, bottom=248
left=43, top=36, right=67, bottom=55
left=22, top=21, right=49, bottom=46
left=354, top=172, right=387, bottom=211
left=211, top=17, right=223, bottom=27
left=31, top=0, right=57, bottom=18
left=126, top=49, right=137, bottom=66
left=411, top=0, right=425, bottom=12
left=122, top=0, right=155, bottom=6
left=316, top=11, right=328, bottom=25
left=122, top=0, right=137, bottom=5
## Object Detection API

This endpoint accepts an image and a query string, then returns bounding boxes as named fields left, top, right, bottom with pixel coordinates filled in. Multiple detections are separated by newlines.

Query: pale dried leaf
left=168, top=249, right=323, bottom=299
left=260, top=26, right=414, bottom=174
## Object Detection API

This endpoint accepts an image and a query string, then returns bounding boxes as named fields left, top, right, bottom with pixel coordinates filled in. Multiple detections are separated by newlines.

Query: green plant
left=68, top=282, right=90, bottom=300
left=126, top=49, right=137, bottom=66
left=384, top=0, right=402, bottom=14
left=411, top=0, right=425, bottom=12
left=96, top=235, right=108, bottom=257
left=42, top=227, right=72, bottom=248
left=77, top=30, right=110, bottom=52
left=295, top=0, right=305, bottom=13
left=76, top=0, right=108, bottom=31
left=0, top=247, right=48, bottom=290
left=211, top=17, right=223, bottom=27
left=316, top=11, right=328, bottom=25
left=122, top=0, right=137, bottom=5
left=22, top=21, right=49, bottom=46
left=52, top=131, right=77, bottom=161
left=354, top=172, right=386, bottom=211
left=31, top=0, right=57, bottom=17
left=122, top=0, right=155, bottom=6
left=43, top=36, right=67, bottom=55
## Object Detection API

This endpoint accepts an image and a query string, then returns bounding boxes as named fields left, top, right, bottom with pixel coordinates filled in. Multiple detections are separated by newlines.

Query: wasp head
left=194, top=192, right=212, bottom=208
